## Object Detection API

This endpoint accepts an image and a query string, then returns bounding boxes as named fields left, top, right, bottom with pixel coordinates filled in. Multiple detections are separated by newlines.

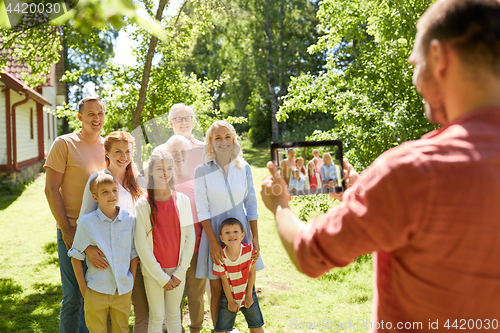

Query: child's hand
left=163, top=280, right=174, bottom=291
left=244, top=295, right=254, bottom=308
left=228, top=300, right=239, bottom=313
left=170, top=275, right=182, bottom=288
left=80, top=285, right=87, bottom=297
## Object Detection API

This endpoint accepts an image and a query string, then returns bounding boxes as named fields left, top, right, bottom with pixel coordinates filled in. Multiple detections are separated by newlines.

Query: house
left=0, top=48, right=65, bottom=184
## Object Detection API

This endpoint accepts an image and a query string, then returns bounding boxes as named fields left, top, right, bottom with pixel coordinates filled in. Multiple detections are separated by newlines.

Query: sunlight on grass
left=0, top=144, right=373, bottom=332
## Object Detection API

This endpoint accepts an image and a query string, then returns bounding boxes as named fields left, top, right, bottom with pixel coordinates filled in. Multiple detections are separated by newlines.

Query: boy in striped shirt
left=213, top=218, right=265, bottom=333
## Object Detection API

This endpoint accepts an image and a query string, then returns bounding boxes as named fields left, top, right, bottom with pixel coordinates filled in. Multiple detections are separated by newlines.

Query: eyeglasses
left=172, top=116, right=193, bottom=123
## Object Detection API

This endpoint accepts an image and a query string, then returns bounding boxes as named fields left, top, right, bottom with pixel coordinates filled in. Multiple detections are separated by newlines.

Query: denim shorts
left=215, top=288, right=264, bottom=332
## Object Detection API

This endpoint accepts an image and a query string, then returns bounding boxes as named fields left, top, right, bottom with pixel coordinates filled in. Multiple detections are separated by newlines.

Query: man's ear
left=92, top=193, right=99, bottom=203
left=77, top=112, right=83, bottom=122
left=242, top=231, right=245, bottom=239
left=220, top=234, right=223, bottom=242
left=429, top=39, right=451, bottom=81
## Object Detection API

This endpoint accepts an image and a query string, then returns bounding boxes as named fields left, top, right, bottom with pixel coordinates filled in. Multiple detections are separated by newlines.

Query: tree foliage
left=100, top=0, right=246, bottom=136
left=280, top=0, right=436, bottom=171
left=184, top=0, right=326, bottom=144
left=0, top=0, right=171, bottom=89
left=279, top=0, right=436, bottom=220
left=0, top=25, right=61, bottom=87
left=61, top=26, right=118, bottom=107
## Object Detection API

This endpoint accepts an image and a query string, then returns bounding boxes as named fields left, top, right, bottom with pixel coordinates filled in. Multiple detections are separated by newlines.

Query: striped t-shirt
left=213, top=242, right=255, bottom=307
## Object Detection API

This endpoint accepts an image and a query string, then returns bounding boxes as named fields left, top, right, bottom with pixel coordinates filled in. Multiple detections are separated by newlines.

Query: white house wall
left=0, top=87, right=6, bottom=165
left=10, top=90, right=38, bottom=163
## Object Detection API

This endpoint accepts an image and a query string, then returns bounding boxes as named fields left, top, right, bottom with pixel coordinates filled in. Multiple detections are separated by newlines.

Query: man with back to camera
left=44, top=97, right=107, bottom=332
left=261, top=0, right=500, bottom=331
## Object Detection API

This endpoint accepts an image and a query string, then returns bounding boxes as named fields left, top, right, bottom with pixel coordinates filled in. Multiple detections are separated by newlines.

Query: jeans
left=215, top=288, right=264, bottom=332
left=57, top=228, right=89, bottom=333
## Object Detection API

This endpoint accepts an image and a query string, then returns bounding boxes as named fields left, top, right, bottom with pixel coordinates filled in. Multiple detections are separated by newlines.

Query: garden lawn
left=0, top=145, right=373, bottom=332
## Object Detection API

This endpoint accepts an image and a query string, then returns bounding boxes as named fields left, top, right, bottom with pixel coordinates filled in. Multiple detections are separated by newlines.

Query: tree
left=278, top=0, right=436, bottom=220
left=62, top=27, right=118, bottom=107
left=280, top=0, right=436, bottom=171
left=100, top=0, right=247, bottom=134
left=0, top=0, right=169, bottom=89
left=184, top=0, right=326, bottom=143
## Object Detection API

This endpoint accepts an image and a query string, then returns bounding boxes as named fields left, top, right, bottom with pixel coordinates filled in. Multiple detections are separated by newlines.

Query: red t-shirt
left=309, top=174, right=318, bottom=189
left=212, top=243, right=255, bottom=307
left=152, top=192, right=181, bottom=269
left=295, top=109, right=500, bottom=332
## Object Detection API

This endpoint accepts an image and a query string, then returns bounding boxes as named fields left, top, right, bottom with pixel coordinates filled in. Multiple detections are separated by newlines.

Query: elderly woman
left=194, top=120, right=264, bottom=327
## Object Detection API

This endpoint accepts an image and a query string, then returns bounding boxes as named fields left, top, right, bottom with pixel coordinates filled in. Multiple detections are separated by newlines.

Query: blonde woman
left=194, top=120, right=264, bottom=327
left=320, top=153, right=338, bottom=188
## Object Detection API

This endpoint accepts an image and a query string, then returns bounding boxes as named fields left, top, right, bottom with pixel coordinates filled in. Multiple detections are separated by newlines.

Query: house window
left=30, top=107, right=34, bottom=140
left=47, top=112, right=50, bottom=139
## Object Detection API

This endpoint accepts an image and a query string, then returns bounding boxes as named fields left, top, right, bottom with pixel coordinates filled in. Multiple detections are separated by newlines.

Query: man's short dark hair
left=418, top=0, right=500, bottom=75
left=219, top=218, right=244, bottom=235
left=78, top=97, right=105, bottom=114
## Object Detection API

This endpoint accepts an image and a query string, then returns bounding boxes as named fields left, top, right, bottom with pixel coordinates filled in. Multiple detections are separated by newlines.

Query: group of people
left=44, top=0, right=500, bottom=332
left=44, top=102, right=265, bottom=333
left=280, top=148, right=339, bottom=193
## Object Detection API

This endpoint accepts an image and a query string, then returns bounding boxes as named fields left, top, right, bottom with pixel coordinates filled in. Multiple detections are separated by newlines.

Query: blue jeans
left=57, top=229, right=89, bottom=333
left=215, top=288, right=264, bottom=332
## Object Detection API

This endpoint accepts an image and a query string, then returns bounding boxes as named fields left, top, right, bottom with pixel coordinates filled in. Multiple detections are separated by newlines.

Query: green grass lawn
left=0, top=145, right=373, bottom=332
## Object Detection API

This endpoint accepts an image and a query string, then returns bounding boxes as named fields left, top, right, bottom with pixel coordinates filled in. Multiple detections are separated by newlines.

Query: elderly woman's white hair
left=165, top=134, right=191, bottom=150
left=168, top=103, right=195, bottom=121
left=203, top=120, right=244, bottom=169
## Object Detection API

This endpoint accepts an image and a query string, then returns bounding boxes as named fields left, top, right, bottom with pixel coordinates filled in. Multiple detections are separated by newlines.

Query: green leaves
left=281, top=0, right=437, bottom=171
left=279, top=0, right=438, bottom=218
left=0, top=25, right=61, bottom=88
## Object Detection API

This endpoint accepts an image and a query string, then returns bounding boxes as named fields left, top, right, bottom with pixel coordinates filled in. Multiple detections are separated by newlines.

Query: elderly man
left=261, top=0, right=500, bottom=331
left=167, top=103, right=206, bottom=333
left=45, top=97, right=107, bottom=333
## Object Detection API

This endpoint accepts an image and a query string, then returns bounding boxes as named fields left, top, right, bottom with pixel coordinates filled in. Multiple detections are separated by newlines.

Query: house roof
left=0, top=41, right=53, bottom=86
left=0, top=71, right=51, bottom=105
left=0, top=38, right=52, bottom=105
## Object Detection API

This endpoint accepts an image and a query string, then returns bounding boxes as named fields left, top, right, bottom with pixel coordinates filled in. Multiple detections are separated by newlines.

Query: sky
left=113, top=0, right=183, bottom=67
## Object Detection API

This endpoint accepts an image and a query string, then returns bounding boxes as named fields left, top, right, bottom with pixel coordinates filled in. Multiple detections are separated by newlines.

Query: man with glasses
left=167, top=103, right=206, bottom=333
left=169, top=103, right=203, bottom=147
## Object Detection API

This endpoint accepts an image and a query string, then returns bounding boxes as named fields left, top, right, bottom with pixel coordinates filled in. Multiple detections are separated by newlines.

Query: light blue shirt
left=194, top=159, right=264, bottom=279
left=68, top=207, right=138, bottom=296
left=289, top=177, right=305, bottom=191
left=320, top=163, right=338, bottom=183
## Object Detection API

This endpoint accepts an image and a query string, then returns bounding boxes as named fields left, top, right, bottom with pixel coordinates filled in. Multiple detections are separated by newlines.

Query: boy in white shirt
left=69, top=174, right=138, bottom=332
left=212, top=218, right=265, bottom=333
